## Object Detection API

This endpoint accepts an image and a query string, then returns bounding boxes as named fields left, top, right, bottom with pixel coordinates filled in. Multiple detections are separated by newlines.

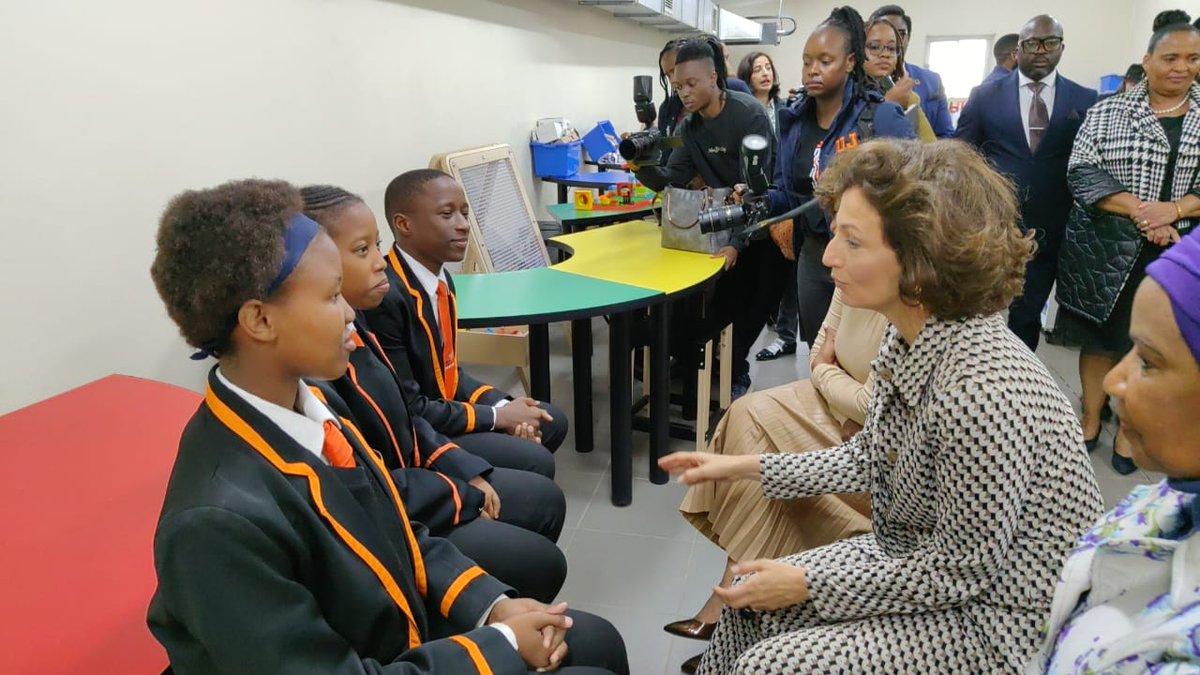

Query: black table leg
left=648, top=301, right=670, bottom=484
left=529, top=323, right=551, bottom=403
left=558, top=183, right=568, bottom=204
left=571, top=318, right=594, bottom=453
left=608, top=312, right=633, bottom=506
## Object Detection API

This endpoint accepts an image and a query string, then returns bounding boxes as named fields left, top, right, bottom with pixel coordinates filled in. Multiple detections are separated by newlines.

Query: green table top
left=545, top=202, right=656, bottom=226
left=454, top=267, right=660, bottom=327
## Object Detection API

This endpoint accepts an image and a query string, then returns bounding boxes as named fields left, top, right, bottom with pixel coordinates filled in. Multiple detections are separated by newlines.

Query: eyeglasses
left=1019, top=37, right=1063, bottom=53
left=865, top=42, right=899, bottom=56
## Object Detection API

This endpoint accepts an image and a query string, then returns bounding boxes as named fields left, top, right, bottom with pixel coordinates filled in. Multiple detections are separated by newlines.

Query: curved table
left=545, top=202, right=657, bottom=234
left=456, top=221, right=722, bottom=505
left=551, top=221, right=724, bottom=487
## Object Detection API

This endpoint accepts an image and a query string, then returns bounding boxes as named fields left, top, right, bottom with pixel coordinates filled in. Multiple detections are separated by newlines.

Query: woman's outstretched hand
left=657, top=452, right=761, bottom=486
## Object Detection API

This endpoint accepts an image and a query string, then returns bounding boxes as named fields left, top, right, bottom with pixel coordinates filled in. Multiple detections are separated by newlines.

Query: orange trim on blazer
left=339, top=416, right=427, bottom=597
left=432, top=472, right=463, bottom=526
left=424, top=442, right=457, bottom=468
left=388, top=249, right=452, bottom=400
left=448, top=635, right=493, bottom=675
left=462, top=403, right=476, bottom=433
left=440, top=566, right=487, bottom=618
left=204, top=386, right=422, bottom=648
left=467, top=385, right=494, bottom=405
left=346, top=359, right=406, bottom=469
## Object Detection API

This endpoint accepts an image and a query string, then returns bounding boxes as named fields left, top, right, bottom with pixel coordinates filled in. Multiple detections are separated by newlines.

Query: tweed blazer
left=760, top=314, right=1104, bottom=669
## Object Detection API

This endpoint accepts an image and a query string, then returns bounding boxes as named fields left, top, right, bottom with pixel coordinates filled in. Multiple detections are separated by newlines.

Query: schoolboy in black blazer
left=364, top=170, right=568, bottom=477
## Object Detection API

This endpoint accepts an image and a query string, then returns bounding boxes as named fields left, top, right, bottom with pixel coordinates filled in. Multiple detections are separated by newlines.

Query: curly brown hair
left=815, top=139, right=1033, bottom=319
left=150, top=179, right=303, bottom=356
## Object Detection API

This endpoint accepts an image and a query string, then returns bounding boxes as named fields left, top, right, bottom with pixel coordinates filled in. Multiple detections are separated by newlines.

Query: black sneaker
left=731, top=374, right=751, bottom=401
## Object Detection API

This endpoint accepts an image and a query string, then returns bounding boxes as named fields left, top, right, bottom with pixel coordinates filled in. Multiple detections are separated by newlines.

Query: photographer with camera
left=629, top=35, right=775, bottom=399
left=767, top=6, right=914, bottom=346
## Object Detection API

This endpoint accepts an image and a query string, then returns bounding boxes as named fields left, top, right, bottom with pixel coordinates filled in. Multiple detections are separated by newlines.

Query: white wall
left=0, top=0, right=1183, bottom=414
left=727, top=0, right=1151, bottom=94
left=0, top=0, right=668, bottom=414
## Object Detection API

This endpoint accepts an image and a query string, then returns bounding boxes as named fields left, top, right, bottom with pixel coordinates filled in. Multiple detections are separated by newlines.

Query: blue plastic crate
left=582, top=121, right=619, bottom=161
left=530, top=140, right=582, bottom=178
left=1099, top=74, right=1122, bottom=94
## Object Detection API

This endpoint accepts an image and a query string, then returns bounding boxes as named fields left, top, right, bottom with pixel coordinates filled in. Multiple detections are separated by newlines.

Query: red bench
left=0, top=375, right=201, bottom=674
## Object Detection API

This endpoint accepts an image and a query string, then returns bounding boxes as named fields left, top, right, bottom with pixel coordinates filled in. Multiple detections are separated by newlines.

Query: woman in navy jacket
left=768, top=6, right=915, bottom=345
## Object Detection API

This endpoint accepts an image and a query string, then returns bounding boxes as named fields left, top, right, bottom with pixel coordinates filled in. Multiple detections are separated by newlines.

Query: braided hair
left=674, top=35, right=729, bottom=91
left=300, top=184, right=364, bottom=229
left=819, top=6, right=875, bottom=94
left=865, top=16, right=906, bottom=79
left=1148, top=20, right=1200, bottom=53
left=1154, top=9, right=1192, bottom=32
left=658, top=38, right=683, bottom=93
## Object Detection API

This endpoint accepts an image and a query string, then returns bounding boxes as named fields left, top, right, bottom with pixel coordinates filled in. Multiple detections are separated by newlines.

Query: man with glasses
left=869, top=4, right=955, bottom=137
left=955, top=15, right=1098, bottom=352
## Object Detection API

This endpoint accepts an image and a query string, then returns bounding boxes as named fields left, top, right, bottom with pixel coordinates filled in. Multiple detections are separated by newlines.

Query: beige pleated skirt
left=680, top=379, right=872, bottom=563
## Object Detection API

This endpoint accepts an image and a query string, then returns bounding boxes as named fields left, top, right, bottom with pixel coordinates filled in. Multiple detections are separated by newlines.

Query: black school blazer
left=308, top=315, right=488, bottom=531
left=363, top=247, right=508, bottom=437
left=147, top=369, right=524, bottom=674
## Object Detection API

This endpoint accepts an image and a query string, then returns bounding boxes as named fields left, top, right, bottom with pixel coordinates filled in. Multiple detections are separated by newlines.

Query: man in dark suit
left=983, top=33, right=1020, bottom=85
left=956, top=14, right=1098, bottom=351
left=871, top=4, right=955, bottom=138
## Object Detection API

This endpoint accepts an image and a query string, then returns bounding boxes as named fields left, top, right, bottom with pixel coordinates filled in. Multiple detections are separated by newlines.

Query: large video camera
left=697, top=134, right=773, bottom=235
left=618, top=128, right=683, bottom=167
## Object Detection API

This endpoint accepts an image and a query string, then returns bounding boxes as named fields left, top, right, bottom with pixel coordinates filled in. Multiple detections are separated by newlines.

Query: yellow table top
left=550, top=220, right=724, bottom=296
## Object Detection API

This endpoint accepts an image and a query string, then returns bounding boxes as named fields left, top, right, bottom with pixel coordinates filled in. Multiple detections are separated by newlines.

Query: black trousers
left=442, top=467, right=567, bottom=603
left=1008, top=237, right=1060, bottom=352
left=430, top=608, right=630, bottom=674
left=796, top=234, right=835, bottom=347
left=711, top=239, right=792, bottom=379
left=452, top=402, right=568, bottom=479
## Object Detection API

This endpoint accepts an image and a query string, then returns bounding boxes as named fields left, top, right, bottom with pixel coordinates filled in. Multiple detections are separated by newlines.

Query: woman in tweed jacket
left=660, top=139, right=1103, bottom=674
left=1054, top=23, right=1200, bottom=474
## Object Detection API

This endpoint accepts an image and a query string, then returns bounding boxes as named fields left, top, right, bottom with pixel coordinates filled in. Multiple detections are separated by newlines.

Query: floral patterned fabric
left=1026, top=480, right=1200, bottom=674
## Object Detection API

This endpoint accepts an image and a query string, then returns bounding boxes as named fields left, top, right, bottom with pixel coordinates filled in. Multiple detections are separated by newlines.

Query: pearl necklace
left=1150, top=94, right=1189, bottom=115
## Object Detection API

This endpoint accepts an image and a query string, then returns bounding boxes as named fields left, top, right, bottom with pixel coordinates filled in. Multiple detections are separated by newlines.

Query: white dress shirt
left=215, top=369, right=518, bottom=649
left=398, top=248, right=448, bottom=330
left=1018, top=69, right=1058, bottom=146
left=216, top=369, right=336, bottom=464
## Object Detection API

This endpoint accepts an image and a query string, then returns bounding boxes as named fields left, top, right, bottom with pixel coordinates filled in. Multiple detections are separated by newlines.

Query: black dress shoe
left=663, top=618, right=716, bottom=641
left=1111, top=451, right=1138, bottom=476
left=755, top=339, right=797, bottom=361
left=681, top=653, right=702, bottom=674
left=1084, top=432, right=1099, bottom=453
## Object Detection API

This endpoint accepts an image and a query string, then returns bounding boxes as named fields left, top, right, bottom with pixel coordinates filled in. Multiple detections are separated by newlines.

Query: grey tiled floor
left=471, top=317, right=1156, bottom=675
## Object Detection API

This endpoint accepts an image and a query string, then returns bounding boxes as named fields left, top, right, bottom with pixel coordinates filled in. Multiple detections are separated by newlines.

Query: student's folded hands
left=489, top=599, right=572, bottom=671
left=496, top=397, right=554, bottom=439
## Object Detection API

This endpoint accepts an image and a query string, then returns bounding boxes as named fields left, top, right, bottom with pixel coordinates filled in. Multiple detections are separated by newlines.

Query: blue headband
left=190, top=212, right=321, bottom=360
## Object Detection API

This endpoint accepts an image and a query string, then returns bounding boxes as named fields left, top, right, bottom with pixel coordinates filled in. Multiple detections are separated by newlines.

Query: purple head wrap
left=1146, top=228, right=1200, bottom=363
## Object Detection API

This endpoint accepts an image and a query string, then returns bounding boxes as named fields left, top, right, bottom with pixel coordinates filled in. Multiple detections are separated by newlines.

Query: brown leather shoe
left=663, top=618, right=716, bottom=641
left=681, top=653, right=703, bottom=674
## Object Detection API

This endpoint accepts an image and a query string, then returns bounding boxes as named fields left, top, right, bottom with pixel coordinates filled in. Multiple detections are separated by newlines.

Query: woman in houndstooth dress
left=661, top=139, right=1104, bottom=674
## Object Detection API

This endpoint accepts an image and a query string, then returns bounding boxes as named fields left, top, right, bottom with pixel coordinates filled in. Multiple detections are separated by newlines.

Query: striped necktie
left=1027, top=81, right=1049, bottom=153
